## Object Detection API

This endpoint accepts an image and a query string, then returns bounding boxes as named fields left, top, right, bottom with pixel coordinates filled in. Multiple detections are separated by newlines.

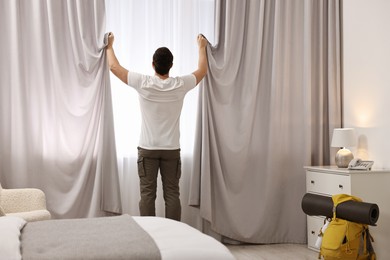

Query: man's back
left=127, top=72, right=197, bottom=149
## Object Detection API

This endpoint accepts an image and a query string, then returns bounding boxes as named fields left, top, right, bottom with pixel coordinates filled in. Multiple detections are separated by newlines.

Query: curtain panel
left=189, top=0, right=342, bottom=243
left=0, top=0, right=121, bottom=218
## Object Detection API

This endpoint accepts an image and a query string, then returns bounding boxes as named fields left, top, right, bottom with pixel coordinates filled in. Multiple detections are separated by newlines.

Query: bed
left=0, top=214, right=235, bottom=260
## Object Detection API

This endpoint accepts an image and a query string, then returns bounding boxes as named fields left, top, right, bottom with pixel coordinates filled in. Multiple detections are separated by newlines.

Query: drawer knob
left=311, top=180, right=315, bottom=184
left=339, top=184, right=343, bottom=189
left=311, top=231, right=315, bottom=235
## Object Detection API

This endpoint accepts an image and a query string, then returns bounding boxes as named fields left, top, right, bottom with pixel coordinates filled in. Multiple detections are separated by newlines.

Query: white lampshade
left=331, top=128, right=356, bottom=148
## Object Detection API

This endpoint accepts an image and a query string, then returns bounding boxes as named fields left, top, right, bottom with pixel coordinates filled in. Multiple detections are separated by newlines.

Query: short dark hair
left=153, top=47, right=173, bottom=75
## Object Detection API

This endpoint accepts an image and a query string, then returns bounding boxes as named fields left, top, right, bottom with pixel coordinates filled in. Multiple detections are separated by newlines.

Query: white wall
left=343, top=0, right=390, bottom=169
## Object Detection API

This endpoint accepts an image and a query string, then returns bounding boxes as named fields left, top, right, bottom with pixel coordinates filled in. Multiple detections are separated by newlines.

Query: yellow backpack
left=319, top=194, right=375, bottom=260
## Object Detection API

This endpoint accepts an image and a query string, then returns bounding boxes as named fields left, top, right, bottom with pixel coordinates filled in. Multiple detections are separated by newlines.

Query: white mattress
left=133, top=216, right=236, bottom=260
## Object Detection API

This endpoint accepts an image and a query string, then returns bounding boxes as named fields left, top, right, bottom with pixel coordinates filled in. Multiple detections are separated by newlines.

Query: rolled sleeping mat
left=301, top=193, right=379, bottom=226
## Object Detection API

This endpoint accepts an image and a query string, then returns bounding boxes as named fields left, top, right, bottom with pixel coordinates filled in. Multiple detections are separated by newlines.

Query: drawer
left=307, top=216, right=326, bottom=251
left=306, top=170, right=351, bottom=195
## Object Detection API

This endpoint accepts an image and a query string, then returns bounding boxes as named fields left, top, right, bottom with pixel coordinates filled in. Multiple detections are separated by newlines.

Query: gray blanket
left=21, top=214, right=161, bottom=260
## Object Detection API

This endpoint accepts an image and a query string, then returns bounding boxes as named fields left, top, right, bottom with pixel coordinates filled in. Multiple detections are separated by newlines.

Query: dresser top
left=304, top=165, right=390, bottom=174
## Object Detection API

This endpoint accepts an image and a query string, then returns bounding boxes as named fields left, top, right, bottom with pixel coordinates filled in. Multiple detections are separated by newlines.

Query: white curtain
left=0, top=0, right=121, bottom=218
left=105, top=0, right=215, bottom=226
left=190, top=0, right=342, bottom=243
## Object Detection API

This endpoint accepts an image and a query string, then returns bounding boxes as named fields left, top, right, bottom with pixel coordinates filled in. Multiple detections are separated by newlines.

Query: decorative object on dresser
left=331, top=128, right=356, bottom=168
left=304, top=166, right=390, bottom=259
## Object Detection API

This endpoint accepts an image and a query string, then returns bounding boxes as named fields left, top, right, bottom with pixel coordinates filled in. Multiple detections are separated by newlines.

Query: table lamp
left=331, top=128, right=356, bottom=168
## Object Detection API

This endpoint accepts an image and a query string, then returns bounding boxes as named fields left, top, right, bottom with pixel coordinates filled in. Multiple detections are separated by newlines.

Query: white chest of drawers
left=304, top=166, right=390, bottom=258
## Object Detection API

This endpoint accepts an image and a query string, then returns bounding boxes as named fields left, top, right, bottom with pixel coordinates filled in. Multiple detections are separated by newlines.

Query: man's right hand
left=197, top=34, right=208, bottom=49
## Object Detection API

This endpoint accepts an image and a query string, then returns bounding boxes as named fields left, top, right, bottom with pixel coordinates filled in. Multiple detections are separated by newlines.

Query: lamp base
left=335, top=148, right=354, bottom=168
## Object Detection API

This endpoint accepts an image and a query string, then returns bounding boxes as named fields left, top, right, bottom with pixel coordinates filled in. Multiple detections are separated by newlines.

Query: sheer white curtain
left=105, top=0, right=214, bottom=225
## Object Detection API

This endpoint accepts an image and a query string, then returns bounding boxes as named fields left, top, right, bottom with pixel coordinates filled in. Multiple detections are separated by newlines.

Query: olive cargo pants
left=137, top=147, right=181, bottom=221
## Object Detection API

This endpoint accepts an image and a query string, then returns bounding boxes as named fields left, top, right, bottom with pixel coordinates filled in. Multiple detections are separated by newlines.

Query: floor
left=226, top=243, right=319, bottom=260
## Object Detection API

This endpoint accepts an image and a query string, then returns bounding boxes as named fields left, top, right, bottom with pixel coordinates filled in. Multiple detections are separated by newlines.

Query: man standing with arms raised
left=106, top=33, right=208, bottom=220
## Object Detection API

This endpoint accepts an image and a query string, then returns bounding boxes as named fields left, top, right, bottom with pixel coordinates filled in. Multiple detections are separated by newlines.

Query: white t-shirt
left=127, top=71, right=197, bottom=150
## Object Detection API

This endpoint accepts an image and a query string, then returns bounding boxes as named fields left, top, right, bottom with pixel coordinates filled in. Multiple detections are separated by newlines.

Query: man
left=106, top=33, right=208, bottom=221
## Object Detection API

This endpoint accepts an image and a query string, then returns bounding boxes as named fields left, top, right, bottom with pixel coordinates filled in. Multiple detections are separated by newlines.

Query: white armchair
left=0, top=183, right=51, bottom=222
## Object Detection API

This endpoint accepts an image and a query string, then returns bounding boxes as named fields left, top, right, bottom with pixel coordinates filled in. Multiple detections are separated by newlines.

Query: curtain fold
left=0, top=0, right=121, bottom=218
left=189, top=0, right=341, bottom=243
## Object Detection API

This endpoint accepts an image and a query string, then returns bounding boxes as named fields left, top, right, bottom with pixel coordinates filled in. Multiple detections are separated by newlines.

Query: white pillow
left=0, top=216, right=26, bottom=260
